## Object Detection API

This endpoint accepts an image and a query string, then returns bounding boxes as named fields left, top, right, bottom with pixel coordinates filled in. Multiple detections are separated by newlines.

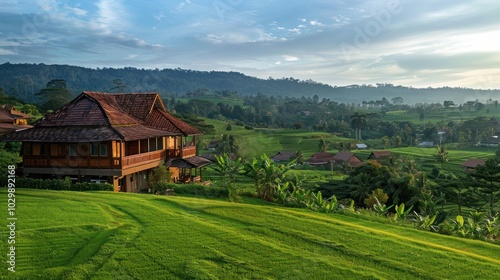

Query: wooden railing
left=122, top=150, right=166, bottom=167
left=182, top=146, right=196, bottom=158
left=23, top=156, right=115, bottom=168
left=167, top=146, right=196, bottom=158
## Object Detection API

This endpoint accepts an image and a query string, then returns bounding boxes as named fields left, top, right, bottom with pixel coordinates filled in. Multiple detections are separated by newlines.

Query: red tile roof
left=462, top=159, right=486, bottom=169
left=368, top=151, right=392, bottom=159
left=333, top=151, right=355, bottom=162
left=146, top=109, right=203, bottom=136
left=0, top=105, right=34, bottom=122
left=0, top=91, right=203, bottom=142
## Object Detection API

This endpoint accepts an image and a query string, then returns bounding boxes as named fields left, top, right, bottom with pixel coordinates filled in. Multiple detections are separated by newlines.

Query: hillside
left=1, top=62, right=499, bottom=104
left=1, top=189, right=499, bottom=279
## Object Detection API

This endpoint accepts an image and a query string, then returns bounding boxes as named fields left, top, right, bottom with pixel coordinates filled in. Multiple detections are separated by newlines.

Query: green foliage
left=373, top=197, right=394, bottom=216
left=393, top=203, right=413, bottom=223
left=411, top=211, right=437, bottom=230
left=35, top=79, right=73, bottom=112
left=453, top=212, right=500, bottom=241
left=2, top=176, right=113, bottom=191
left=364, top=188, right=388, bottom=208
left=243, top=153, right=295, bottom=201
left=147, top=165, right=172, bottom=193
left=213, top=153, right=243, bottom=201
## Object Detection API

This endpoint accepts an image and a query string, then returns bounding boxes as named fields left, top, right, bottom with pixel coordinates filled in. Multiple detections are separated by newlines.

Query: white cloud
left=310, top=20, right=324, bottom=27
left=96, top=0, right=128, bottom=31
left=283, top=55, right=298, bottom=62
left=0, top=48, right=16, bottom=55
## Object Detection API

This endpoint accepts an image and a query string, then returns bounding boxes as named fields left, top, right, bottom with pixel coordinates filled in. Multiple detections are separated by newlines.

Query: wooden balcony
left=122, top=150, right=166, bottom=168
left=182, top=146, right=196, bottom=158
left=167, top=146, right=196, bottom=158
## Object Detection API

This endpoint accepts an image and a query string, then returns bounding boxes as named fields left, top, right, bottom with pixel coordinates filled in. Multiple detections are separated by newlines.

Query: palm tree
left=435, top=145, right=448, bottom=167
left=350, top=112, right=367, bottom=140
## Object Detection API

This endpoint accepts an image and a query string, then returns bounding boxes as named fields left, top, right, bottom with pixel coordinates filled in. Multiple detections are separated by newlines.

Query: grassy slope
left=1, top=189, right=499, bottom=279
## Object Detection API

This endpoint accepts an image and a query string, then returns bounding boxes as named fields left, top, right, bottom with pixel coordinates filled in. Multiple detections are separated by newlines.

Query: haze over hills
left=1, top=62, right=499, bottom=105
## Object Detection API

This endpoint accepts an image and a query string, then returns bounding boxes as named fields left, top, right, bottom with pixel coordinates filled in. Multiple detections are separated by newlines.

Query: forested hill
left=1, top=62, right=499, bottom=104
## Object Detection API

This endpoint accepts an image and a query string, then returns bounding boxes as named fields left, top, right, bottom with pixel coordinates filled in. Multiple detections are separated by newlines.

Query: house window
left=91, top=144, right=99, bottom=156
left=157, top=137, right=163, bottom=150
left=69, top=144, right=78, bottom=156
left=100, top=144, right=108, bottom=157
left=50, top=144, right=58, bottom=156
left=112, top=141, right=121, bottom=157
left=140, top=139, right=148, bottom=153
left=25, top=144, right=32, bottom=155
left=149, top=138, right=157, bottom=152
left=40, top=144, right=47, bottom=156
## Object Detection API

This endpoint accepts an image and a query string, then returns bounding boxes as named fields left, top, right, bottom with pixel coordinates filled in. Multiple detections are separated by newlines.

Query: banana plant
left=274, top=181, right=290, bottom=206
left=454, top=215, right=471, bottom=238
left=411, top=211, right=437, bottom=230
left=373, top=197, right=394, bottom=216
left=393, top=203, right=413, bottom=223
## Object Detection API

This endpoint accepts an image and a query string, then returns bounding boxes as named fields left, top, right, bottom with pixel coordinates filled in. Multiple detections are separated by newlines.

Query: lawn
left=1, top=189, right=499, bottom=279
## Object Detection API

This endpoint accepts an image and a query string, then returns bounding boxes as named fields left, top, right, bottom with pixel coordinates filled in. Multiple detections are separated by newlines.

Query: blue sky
left=1, top=0, right=500, bottom=89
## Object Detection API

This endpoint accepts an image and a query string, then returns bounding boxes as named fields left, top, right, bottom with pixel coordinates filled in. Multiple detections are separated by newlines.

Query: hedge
left=0, top=176, right=113, bottom=191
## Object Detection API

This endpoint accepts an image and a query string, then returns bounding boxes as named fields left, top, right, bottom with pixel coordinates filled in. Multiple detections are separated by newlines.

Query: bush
left=1, top=177, right=113, bottom=191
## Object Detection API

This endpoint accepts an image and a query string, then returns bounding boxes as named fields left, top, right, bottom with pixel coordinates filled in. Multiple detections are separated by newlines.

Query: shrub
left=154, top=183, right=228, bottom=197
left=4, top=177, right=113, bottom=191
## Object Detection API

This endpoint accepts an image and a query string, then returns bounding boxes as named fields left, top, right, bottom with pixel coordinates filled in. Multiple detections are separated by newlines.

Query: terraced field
left=1, top=189, right=499, bottom=279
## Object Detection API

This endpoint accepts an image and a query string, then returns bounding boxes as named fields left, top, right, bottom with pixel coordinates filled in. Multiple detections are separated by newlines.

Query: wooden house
left=462, top=158, right=486, bottom=172
left=367, top=151, right=392, bottom=163
left=332, top=151, right=364, bottom=167
left=270, top=150, right=297, bottom=162
left=0, top=105, right=34, bottom=135
left=0, top=92, right=210, bottom=192
left=305, top=152, right=336, bottom=165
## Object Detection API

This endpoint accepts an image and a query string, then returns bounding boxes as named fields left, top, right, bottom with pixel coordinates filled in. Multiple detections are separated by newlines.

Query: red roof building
left=462, top=158, right=486, bottom=172
left=332, top=151, right=364, bottom=167
left=0, top=105, right=34, bottom=135
left=0, top=92, right=208, bottom=192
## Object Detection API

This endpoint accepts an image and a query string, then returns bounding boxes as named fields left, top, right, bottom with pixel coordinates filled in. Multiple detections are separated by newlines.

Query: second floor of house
left=21, top=135, right=198, bottom=170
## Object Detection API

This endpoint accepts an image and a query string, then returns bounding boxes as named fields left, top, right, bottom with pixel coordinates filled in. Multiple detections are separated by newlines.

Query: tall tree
left=469, top=158, right=500, bottom=214
left=350, top=112, right=367, bottom=140
left=435, top=145, right=448, bottom=167
left=35, top=79, right=72, bottom=112
left=109, top=79, right=129, bottom=92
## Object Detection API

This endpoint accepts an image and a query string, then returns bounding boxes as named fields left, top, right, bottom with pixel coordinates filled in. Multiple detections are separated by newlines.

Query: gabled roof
left=312, top=152, right=335, bottom=159
left=146, top=109, right=202, bottom=136
left=271, top=150, right=296, bottom=161
left=0, top=105, right=34, bottom=122
left=333, top=151, right=356, bottom=162
left=462, top=158, right=486, bottom=169
left=333, top=151, right=364, bottom=167
left=0, top=91, right=202, bottom=142
left=368, top=151, right=392, bottom=159
left=166, top=156, right=212, bottom=168
left=305, top=152, right=335, bottom=165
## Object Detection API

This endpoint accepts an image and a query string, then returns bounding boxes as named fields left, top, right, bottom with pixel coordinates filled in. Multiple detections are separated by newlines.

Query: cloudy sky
left=1, top=0, right=499, bottom=89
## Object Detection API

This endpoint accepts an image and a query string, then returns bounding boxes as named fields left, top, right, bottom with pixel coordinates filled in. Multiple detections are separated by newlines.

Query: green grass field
left=1, top=189, right=499, bottom=279
left=383, top=105, right=500, bottom=124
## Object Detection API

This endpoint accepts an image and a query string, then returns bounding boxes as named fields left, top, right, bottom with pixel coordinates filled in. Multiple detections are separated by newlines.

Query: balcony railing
left=123, top=150, right=166, bottom=167
left=167, top=146, right=196, bottom=158
left=182, top=146, right=196, bottom=158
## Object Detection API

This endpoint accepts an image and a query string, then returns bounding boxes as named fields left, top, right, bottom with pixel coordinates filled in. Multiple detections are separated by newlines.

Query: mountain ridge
left=1, top=62, right=499, bottom=104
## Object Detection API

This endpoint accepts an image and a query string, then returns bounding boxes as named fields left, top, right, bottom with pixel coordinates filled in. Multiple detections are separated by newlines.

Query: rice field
left=1, top=189, right=499, bottom=279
